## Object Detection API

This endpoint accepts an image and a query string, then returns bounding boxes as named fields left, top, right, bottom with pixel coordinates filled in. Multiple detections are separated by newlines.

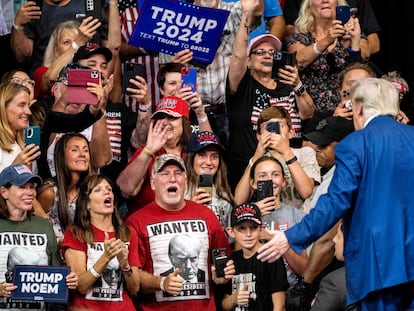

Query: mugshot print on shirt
left=147, top=219, right=210, bottom=302
left=0, top=232, right=49, bottom=309
left=85, top=241, right=130, bottom=301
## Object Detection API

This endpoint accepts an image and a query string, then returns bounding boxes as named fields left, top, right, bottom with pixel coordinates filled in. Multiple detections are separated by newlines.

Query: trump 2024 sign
left=11, top=265, right=70, bottom=304
left=129, top=0, right=230, bottom=66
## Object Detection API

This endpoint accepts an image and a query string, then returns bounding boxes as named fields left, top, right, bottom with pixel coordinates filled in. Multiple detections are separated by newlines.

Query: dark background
left=370, top=0, right=414, bottom=120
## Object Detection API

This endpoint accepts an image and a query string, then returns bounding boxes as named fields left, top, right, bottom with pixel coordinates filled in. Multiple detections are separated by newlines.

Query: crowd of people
left=0, top=0, right=413, bottom=310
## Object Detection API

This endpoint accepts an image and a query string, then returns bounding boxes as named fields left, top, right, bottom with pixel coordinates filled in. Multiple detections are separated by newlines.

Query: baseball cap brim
left=233, top=217, right=262, bottom=226
left=304, top=132, right=334, bottom=146
left=0, top=173, right=42, bottom=187
left=151, top=110, right=182, bottom=119
left=247, top=34, right=283, bottom=56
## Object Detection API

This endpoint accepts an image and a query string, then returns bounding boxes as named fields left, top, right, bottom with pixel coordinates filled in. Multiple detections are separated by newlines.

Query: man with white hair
left=257, top=78, right=414, bottom=310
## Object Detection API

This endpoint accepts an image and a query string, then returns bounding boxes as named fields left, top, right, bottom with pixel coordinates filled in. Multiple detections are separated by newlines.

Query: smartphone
left=85, top=0, right=102, bottom=20
left=212, top=248, right=228, bottom=278
left=271, top=51, right=297, bottom=80
left=198, top=174, right=213, bottom=202
left=181, top=67, right=197, bottom=92
left=256, top=180, right=274, bottom=202
left=336, top=5, right=351, bottom=25
left=67, top=69, right=100, bottom=105
left=24, top=126, right=40, bottom=147
left=266, top=120, right=280, bottom=134
left=122, top=63, right=145, bottom=95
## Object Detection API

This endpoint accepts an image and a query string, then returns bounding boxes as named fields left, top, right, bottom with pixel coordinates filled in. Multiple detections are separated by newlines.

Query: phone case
left=212, top=248, right=228, bottom=278
left=122, top=63, right=145, bottom=94
left=198, top=174, right=213, bottom=201
left=181, top=67, right=197, bottom=92
left=266, top=120, right=280, bottom=134
left=256, top=180, right=274, bottom=201
left=85, top=0, right=102, bottom=20
left=271, top=51, right=297, bottom=80
left=24, top=126, right=41, bottom=147
left=336, top=5, right=351, bottom=25
left=67, top=69, right=100, bottom=105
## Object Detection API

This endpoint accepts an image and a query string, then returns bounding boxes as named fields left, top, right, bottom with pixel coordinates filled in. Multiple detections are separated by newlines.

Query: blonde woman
left=33, top=17, right=100, bottom=98
left=0, top=82, right=40, bottom=171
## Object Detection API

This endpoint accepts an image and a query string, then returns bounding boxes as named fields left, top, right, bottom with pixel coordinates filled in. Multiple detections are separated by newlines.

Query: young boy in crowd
left=222, top=203, right=289, bottom=310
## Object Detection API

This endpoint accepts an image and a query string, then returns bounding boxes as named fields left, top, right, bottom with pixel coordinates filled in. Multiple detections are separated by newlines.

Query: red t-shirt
left=126, top=200, right=232, bottom=311
left=61, top=225, right=139, bottom=310
left=33, top=66, right=49, bottom=98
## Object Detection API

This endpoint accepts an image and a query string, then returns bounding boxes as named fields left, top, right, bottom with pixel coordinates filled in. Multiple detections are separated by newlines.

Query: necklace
left=68, top=189, right=79, bottom=203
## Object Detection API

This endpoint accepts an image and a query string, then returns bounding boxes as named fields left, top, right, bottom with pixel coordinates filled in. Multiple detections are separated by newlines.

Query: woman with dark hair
left=184, top=131, right=234, bottom=231
left=62, top=174, right=139, bottom=310
left=0, top=164, right=78, bottom=307
left=37, top=133, right=92, bottom=242
left=249, top=155, right=308, bottom=288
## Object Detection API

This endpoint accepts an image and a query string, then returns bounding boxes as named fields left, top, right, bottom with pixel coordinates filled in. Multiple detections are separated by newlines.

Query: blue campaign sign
left=129, top=0, right=230, bottom=65
left=11, top=265, right=70, bottom=304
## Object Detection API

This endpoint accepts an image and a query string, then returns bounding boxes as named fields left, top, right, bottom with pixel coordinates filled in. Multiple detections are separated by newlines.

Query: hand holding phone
left=24, top=126, right=40, bottom=147
left=85, top=0, right=102, bottom=20
left=212, top=248, right=228, bottom=278
left=256, top=180, right=274, bottom=202
left=122, top=63, right=145, bottom=95
left=198, top=174, right=213, bottom=203
left=266, top=120, right=280, bottom=134
left=336, top=5, right=351, bottom=25
left=271, top=51, right=297, bottom=81
left=24, top=126, right=41, bottom=160
left=67, top=69, right=100, bottom=105
left=181, top=67, right=197, bottom=92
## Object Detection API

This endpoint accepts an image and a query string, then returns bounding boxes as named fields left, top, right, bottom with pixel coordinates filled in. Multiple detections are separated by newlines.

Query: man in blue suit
left=256, top=77, right=414, bottom=311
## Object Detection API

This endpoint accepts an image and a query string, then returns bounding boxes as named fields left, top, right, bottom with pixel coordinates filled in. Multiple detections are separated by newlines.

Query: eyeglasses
left=9, top=77, right=36, bottom=87
left=250, top=49, right=276, bottom=57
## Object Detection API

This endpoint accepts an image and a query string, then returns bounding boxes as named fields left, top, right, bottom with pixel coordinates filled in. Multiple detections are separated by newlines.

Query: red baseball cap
left=152, top=96, right=190, bottom=119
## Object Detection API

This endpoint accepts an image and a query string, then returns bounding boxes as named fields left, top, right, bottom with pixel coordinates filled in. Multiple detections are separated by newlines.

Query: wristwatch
left=294, top=84, right=307, bottom=96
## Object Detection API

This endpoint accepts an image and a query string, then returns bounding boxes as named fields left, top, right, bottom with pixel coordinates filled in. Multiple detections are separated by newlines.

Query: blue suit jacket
left=285, top=116, right=414, bottom=304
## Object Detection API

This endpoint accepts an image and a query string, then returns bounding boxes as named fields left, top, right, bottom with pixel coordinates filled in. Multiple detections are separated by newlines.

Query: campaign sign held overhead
left=129, top=0, right=230, bottom=66
left=12, top=265, right=70, bottom=304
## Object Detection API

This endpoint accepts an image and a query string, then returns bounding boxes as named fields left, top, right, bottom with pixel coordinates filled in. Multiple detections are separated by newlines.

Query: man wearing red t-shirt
left=126, top=153, right=234, bottom=311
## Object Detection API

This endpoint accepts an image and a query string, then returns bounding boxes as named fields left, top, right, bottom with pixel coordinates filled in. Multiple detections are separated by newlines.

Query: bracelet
left=160, top=276, right=166, bottom=291
left=197, top=116, right=208, bottom=123
left=285, top=156, right=298, bottom=165
left=12, top=21, right=24, bottom=31
left=122, top=265, right=132, bottom=276
left=293, top=81, right=303, bottom=92
left=139, top=102, right=152, bottom=113
left=312, top=42, right=322, bottom=55
left=348, top=47, right=359, bottom=53
left=89, top=266, right=101, bottom=278
left=248, top=157, right=255, bottom=168
left=143, top=146, right=154, bottom=157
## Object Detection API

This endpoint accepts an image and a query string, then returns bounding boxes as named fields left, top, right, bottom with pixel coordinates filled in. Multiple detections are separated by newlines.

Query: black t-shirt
left=225, top=249, right=289, bottom=311
left=225, top=69, right=296, bottom=188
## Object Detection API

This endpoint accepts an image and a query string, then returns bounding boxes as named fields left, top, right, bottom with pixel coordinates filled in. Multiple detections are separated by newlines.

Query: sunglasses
left=9, top=77, right=35, bottom=87
left=250, top=49, right=276, bottom=57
